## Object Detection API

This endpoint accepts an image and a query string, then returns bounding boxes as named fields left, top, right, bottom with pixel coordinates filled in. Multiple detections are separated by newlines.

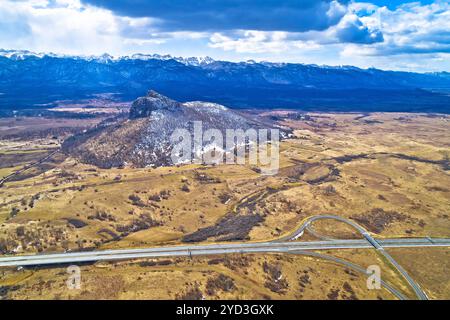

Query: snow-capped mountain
left=1, top=48, right=450, bottom=113
left=0, top=49, right=48, bottom=60
left=0, top=49, right=215, bottom=66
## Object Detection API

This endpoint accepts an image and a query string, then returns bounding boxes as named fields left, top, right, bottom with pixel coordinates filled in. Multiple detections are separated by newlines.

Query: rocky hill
left=62, top=91, right=283, bottom=168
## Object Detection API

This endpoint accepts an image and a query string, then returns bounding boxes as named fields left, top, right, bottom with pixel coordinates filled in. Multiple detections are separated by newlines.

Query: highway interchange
left=1, top=215, right=449, bottom=300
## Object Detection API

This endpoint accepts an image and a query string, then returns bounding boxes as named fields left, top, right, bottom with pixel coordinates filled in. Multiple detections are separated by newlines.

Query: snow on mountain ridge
left=62, top=90, right=282, bottom=168
left=0, top=49, right=215, bottom=66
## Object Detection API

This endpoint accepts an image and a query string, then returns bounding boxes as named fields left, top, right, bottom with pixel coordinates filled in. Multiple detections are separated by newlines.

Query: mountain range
left=1, top=49, right=450, bottom=113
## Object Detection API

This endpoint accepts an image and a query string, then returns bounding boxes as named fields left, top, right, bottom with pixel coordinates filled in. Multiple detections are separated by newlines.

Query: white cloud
left=354, top=1, right=450, bottom=56
left=0, top=0, right=449, bottom=71
left=207, top=10, right=384, bottom=54
left=333, top=1, right=450, bottom=71
left=0, top=0, right=209, bottom=55
left=0, top=0, right=123, bottom=54
left=209, top=31, right=290, bottom=53
left=209, top=30, right=328, bottom=54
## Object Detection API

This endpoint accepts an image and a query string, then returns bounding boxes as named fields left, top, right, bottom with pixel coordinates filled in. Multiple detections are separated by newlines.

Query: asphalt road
left=0, top=237, right=449, bottom=268
left=289, top=250, right=408, bottom=300
left=278, top=215, right=433, bottom=300
left=0, top=149, right=60, bottom=187
left=1, top=214, right=448, bottom=300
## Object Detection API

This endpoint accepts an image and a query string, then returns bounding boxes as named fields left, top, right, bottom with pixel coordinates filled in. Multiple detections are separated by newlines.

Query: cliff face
left=129, top=90, right=181, bottom=119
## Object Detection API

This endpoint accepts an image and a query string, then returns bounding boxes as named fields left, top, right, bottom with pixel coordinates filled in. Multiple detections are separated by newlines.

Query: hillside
left=62, top=90, right=279, bottom=168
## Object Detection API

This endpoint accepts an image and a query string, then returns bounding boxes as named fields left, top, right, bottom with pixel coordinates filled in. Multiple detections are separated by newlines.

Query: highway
left=1, top=214, right=448, bottom=300
left=0, top=237, right=449, bottom=267
left=0, top=149, right=60, bottom=187
left=289, top=250, right=408, bottom=300
left=278, top=215, right=433, bottom=300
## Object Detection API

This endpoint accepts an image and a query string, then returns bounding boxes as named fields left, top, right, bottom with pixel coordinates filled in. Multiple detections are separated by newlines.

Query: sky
left=0, top=0, right=449, bottom=72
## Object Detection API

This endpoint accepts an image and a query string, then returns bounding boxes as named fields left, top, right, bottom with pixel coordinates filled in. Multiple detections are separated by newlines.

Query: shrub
left=206, top=274, right=235, bottom=296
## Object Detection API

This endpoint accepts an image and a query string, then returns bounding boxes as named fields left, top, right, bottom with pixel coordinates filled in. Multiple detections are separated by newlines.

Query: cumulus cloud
left=0, top=0, right=449, bottom=71
left=207, top=10, right=384, bottom=54
left=335, top=1, right=450, bottom=71
left=81, top=0, right=349, bottom=32
left=333, top=14, right=384, bottom=44
left=344, top=1, right=450, bottom=56
left=0, top=0, right=193, bottom=55
left=0, top=0, right=124, bottom=54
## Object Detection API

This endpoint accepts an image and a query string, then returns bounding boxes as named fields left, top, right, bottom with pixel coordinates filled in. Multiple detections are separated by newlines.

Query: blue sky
left=0, top=0, right=449, bottom=72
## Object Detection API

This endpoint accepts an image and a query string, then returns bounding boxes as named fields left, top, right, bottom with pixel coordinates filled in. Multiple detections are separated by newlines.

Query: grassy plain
left=0, top=112, right=449, bottom=299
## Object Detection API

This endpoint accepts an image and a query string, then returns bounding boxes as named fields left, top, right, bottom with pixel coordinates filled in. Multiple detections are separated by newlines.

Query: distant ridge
left=1, top=49, right=450, bottom=113
left=0, top=49, right=216, bottom=67
left=3, top=48, right=450, bottom=74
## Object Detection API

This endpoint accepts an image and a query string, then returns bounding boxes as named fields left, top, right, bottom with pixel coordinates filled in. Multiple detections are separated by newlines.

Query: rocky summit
left=63, top=91, right=281, bottom=168
left=129, top=90, right=182, bottom=119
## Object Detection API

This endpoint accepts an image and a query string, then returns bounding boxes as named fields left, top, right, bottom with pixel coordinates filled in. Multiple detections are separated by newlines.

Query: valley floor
left=0, top=111, right=449, bottom=300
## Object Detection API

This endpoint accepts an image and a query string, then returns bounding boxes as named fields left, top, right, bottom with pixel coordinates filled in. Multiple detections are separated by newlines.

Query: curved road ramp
left=1, top=215, right=448, bottom=300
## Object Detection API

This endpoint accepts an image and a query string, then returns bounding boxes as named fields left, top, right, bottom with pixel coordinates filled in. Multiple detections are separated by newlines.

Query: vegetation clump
left=206, top=274, right=235, bottom=296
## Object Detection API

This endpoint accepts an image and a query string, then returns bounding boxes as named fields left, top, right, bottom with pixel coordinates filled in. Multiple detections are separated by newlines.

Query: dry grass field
left=0, top=253, right=397, bottom=300
left=0, top=112, right=449, bottom=300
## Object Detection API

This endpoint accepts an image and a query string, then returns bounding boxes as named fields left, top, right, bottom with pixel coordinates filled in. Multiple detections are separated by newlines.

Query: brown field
left=0, top=117, right=104, bottom=140
left=0, top=253, right=397, bottom=300
left=0, top=112, right=449, bottom=299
